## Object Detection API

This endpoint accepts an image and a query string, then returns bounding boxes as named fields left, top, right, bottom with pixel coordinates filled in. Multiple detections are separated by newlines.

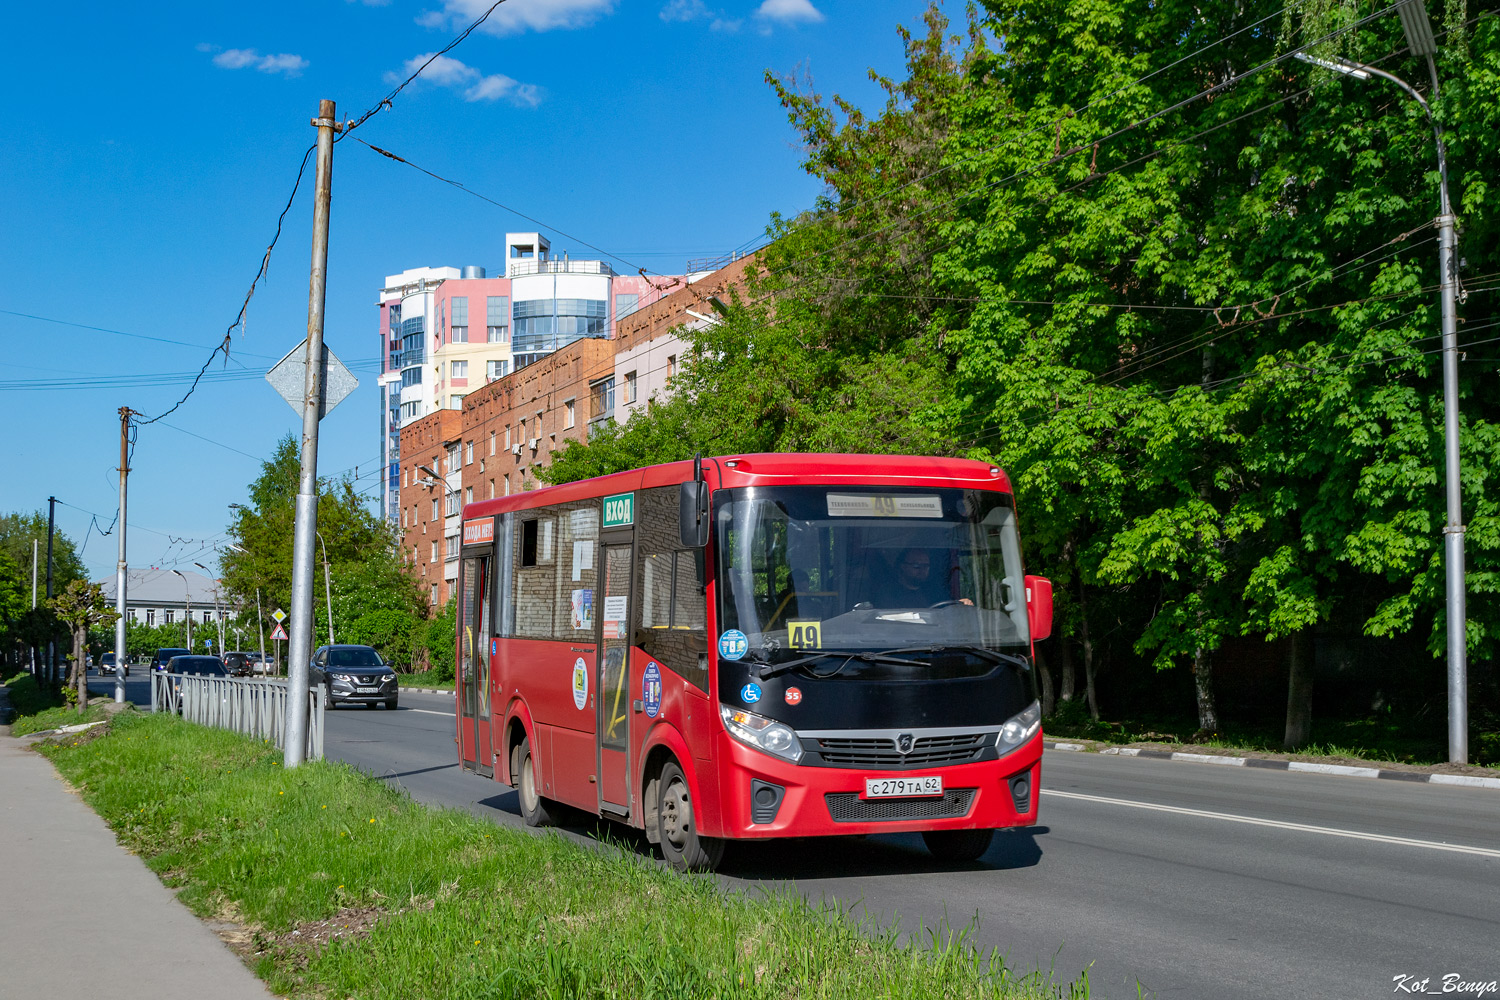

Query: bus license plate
left=356, top=686, right=378, bottom=693
left=863, top=776, right=943, bottom=799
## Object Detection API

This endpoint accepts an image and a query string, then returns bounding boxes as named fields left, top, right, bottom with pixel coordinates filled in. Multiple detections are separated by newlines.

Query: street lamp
left=1294, top=0, right=1467, bottom=762
left=225, top=537, right=269, bottom=676
left=193, top=562, right=223, bottom=655
left=315, top=530, right=335, bottom=647
left=169, top=568, right=192, bottom=652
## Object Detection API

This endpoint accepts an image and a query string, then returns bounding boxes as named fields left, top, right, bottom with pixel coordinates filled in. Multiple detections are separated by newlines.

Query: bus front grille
left=823, top=789, right=976, bottom=823
left=811, top=733, right=990, bottom=769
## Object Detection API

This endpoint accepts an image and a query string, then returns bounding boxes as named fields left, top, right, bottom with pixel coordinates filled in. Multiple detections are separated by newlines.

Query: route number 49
left=788, top=620, right=822, bottom=650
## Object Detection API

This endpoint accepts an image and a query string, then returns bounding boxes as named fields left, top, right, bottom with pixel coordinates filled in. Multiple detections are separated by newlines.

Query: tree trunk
left=1034, top=645, right=1056, bottom=717
left=1077, top=582, right=1099, bottom=720
left=1057, top=625, right=1076, bottom=705
left=75, top=627, right=89, bottom=713
left=1283, top=629, right=1315, bottom=750
left=1193, top=646, right=1218, bottom=736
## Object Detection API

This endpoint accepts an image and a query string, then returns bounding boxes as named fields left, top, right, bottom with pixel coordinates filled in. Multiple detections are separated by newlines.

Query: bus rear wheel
left=513, top=735, right=561, bottom=828
left=656, top=761, right=725, bottom=872
left=922, top=828, right=994, bottom=862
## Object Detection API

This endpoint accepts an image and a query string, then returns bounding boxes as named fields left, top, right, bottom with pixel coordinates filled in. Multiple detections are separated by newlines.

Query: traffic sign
left=272, top=608, right=287, bottom=624
left=266, top=339, right=359, bottom=420
left=271, top=623, right=288, bottom=641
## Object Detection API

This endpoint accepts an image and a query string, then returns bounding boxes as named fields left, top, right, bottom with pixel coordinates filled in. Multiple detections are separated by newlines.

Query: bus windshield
left=715, top=486, right=1031, bottom=675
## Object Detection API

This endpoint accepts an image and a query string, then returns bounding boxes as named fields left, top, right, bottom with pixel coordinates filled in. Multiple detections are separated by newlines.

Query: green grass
left=1043, top=702, right=1500, bottom=770
left=39, top=713, right=1089, bottom=1000
left=399, top=668, right=454, bottom=690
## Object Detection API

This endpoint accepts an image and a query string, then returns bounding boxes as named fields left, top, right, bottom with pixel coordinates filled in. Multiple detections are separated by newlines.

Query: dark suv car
left=222, top=651, right=263, bottom=677
left=311, top=645, right=399, bottom=710
left=152, top=648, right=192, bottom=672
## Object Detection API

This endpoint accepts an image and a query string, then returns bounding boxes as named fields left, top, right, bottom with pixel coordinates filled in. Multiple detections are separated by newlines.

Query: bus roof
left=463, top=453, right=1011, bottom=522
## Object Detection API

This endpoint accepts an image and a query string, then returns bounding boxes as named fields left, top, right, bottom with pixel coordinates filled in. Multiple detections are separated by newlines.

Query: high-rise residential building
left=379, top=232, right=686, bottom=525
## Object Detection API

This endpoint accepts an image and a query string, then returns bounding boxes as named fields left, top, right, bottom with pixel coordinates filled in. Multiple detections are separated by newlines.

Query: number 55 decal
left=787, top=620, right=822, bottom=650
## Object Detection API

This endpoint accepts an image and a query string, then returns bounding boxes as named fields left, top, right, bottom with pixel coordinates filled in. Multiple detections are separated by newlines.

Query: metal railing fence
left=152, top=672, right=325, bottom=760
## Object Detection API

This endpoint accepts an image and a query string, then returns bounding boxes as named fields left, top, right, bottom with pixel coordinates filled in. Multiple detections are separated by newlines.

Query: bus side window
left=637, top=486, right=708, bottom=692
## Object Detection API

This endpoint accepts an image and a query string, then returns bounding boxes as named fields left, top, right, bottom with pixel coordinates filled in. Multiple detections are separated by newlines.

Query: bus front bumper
left=711, top=730, right=1043, bottom=840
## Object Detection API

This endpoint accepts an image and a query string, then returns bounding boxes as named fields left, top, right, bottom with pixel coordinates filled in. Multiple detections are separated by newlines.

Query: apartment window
left=505, top=426, right=512, bottom=449
left=445, top=493, right=460, bottom=517
left=431, top=498, right=440, bottom=521
left=430, top=541, right=438, bottom=562
left=450, top=395, right=465, bottom=409
left=564, top=398, right=576, bottom=429
left=504, top=474, right=510, bottom=495
left=401, top=507, right=407, bottom=528
left=624, top=370, right=638, bottom=404
left=446, top=534, right=460, bottom=558
left=400, top=400, right=420, bottom=420
left=451, top=360, right=468, bottom=380
left=487, top=295, right=510, bottom=343
left=165, top=610, right=175, bottom=624
left=447, top=444, right=460, bottom=472
left=489, top=478, right=495, bottom=498
left=465, top=440, right=474, bottom=465
left=465, top=486, right=473, bottom=504
left=489, top=431, right=496, bottom=456
left=667, top=354, right=677, bottom=378
left=146, top=609, right=155, bottom=626
left=615, top=292, right=640, bottom=319
left=487, top=359, right=508, bottom=381
left=591, top=377, right=615, bottom=419
left=430, top=584, right=438, bottom=604
left=451, top=296, right=468, bottom=343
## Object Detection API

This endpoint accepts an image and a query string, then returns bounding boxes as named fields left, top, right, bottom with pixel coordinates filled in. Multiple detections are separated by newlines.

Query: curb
left=1044, top=741, right=1500, bottom=790
left=402, top=687, right=454, bottom=696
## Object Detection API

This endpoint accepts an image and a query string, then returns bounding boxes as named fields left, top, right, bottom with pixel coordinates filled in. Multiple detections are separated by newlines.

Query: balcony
left=509, top=259, right=615, bottom=278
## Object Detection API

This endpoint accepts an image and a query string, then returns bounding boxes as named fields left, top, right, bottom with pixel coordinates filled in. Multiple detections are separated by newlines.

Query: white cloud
left=389, top=53, right=542, bottom=106
left=418, top=0, right=615, bottom=36
left=755, top=0, right=824, bottom=25
left=659, top=0, right=707, bottom=21
left=710, top=16, right=742, bottom=32
left=208, top=47, right=308, bottom=77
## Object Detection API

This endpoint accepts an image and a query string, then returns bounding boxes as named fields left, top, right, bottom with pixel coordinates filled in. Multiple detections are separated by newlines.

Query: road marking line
left=407, top=708, right=455, bottom=717
left=1045, top=789, right=1500, bottom=858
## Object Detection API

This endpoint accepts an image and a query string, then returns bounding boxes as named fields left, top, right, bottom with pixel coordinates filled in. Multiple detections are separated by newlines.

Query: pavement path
left=0, top=728, right=276, bottom=1000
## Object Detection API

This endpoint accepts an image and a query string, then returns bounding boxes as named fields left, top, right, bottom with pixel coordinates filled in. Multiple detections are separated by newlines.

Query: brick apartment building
left=397, top=254, right=757, bottom=610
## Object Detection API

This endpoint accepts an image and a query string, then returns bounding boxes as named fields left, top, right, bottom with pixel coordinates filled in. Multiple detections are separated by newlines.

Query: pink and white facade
left=379, top=232, right=685, bottom=524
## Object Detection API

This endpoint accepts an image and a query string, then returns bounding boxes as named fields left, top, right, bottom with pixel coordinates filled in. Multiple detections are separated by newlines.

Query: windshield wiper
left=748, top=649, right=926, bottom=681
left=877, top=645, right=1032, bottom=670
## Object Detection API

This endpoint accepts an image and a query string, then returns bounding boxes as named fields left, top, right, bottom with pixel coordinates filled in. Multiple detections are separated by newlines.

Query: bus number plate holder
left=863, top=776, right=943, bottom=799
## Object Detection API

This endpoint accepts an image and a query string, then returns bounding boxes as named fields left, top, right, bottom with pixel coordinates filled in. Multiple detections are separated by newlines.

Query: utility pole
left=46, top=496, right=56, bottom=687
left=285, top=98, right=338, bottom=768
left=256, top=588, right=267, bottom=677
left=113, top=408, right=131, bottom=703
left=30, top=539, right=38, bottom=676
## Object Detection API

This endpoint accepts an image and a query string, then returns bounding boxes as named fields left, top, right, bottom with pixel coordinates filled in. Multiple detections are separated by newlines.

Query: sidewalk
left=0, top=733, right=276, bottom=1000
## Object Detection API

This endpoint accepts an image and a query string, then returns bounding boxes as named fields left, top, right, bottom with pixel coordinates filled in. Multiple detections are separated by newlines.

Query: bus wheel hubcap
left=521, top=755, right=537, bottom=811
left=662, top=780, right=690, bottom=848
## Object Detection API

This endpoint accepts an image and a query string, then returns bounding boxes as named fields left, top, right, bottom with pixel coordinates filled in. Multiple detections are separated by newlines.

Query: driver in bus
left=872, top=548, right=948, bottom=607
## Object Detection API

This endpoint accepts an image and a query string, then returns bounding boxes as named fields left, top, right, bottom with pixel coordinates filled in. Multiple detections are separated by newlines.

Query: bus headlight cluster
left=997, top=700, right=1041, bottom=752
left=720, top=705, right=803, bottom=764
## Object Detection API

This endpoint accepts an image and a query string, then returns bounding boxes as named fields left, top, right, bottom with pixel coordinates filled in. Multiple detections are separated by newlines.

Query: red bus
left=455, top=453, right=1052, bottom=870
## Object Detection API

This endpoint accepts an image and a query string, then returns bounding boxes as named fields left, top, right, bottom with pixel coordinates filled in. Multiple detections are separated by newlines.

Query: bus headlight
left=997, top=700, right=1041, bottom=753
left=720, top=705, right=803, bottom=764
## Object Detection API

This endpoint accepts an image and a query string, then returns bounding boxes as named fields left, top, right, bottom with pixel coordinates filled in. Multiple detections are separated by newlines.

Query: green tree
left=48, top=580, right=120, bottom=713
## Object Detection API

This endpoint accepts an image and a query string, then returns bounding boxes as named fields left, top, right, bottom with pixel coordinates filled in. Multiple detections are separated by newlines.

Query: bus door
left=459, top=538, right=494, bottom=777
left=596, top=529, right=634, bottom=815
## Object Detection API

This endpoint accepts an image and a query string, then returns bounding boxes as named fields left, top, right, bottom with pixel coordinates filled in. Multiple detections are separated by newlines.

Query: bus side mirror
left=679, top=481, right=709, bottom=548
left=1025, top=575, right=1053, bottom=642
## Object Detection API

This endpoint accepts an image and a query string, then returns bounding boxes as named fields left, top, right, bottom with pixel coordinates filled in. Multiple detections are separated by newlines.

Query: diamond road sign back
left=266, top=338, right=359, bottom=420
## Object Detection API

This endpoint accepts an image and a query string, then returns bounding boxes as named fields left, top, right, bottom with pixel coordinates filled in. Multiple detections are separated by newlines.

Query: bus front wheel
left=922, top=828, right=994, bottom=863
left=513, top=735, right=561, bottom=828
left=657, top=761, right=725, bottom=872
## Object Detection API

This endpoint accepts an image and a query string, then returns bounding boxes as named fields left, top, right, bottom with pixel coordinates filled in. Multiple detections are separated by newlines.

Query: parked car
left=97, top=652, right=128, bottom=677
left=152, top=648, right=191, bottom=672
left=310, top=645, right=399, bottom=710
left=169, top=655, right=228, bottom=678
left=222, top=652, right=260, bottom=677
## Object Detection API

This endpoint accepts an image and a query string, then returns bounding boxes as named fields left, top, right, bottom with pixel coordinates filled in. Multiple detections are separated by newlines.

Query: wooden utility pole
left=113, top=408, right=132, bottom=703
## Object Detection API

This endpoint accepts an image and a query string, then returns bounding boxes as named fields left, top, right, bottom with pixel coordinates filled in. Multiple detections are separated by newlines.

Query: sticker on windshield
left=826, top=494, right=944, bottom=518
left=643, top=661, right=662, bottom=718
left=787, top=620, right=822, bottom=650
left=718, top=629, right=749, bottom=661
left=784, top=686, right=803, bottom=706
left=572, top=657, right=589, bottom=710
left=740, top=683, right=762, bottom=705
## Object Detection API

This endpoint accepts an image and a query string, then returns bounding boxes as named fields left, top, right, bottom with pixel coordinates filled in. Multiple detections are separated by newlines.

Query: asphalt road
left=96, top=669, right=1500, bottom=1000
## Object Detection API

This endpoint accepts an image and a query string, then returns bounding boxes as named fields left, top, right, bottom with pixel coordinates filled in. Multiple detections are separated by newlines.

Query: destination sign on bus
left=602, top=492, right=635, bottom=528
left=462, top=518, right=495, bottom=545
left=826, top=494, right=944, bottom=518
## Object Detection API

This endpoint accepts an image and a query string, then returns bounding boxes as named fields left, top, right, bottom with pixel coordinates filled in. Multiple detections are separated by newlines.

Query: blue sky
left=0, top=0, right=933, bottom=582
